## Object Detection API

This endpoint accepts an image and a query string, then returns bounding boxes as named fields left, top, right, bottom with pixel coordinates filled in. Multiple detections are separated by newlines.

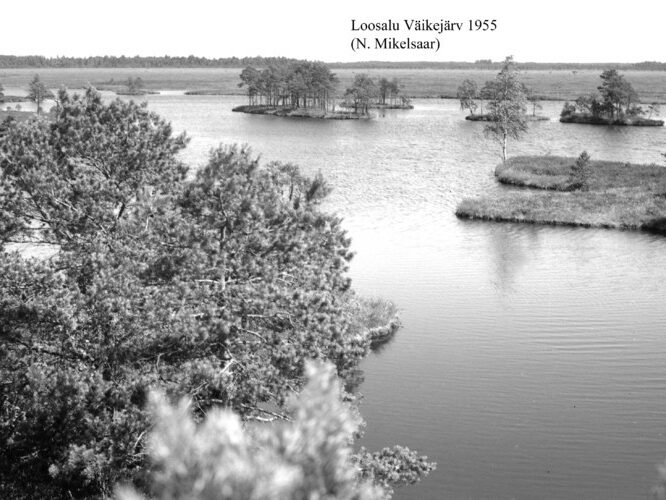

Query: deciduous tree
left=483, top=56, right=528, bottom=163
left=457, top=79, right=479, bottom=116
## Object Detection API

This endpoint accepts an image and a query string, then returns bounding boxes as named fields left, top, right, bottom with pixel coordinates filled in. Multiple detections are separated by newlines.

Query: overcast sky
left=0, top=0, right=663, bottom=63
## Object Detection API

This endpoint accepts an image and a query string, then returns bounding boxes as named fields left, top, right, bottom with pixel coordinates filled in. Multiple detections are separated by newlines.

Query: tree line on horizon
left=1, top=55, right=665, bottom=70
left=0, top=55, right=301, bottom=69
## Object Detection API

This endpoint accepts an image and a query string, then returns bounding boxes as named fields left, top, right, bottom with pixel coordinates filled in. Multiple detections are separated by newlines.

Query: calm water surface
left=133, top=94, right=666, bottom=500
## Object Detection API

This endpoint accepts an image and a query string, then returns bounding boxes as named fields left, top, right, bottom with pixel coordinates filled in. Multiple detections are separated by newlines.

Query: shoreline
left=232, top=104, right=371, bottom=120
left=560, top=113, right=664, bottom=126
left=4, top=88, right=666, bottom=106
left=341, top=102, right=414, bottom=110
left=465, top=113, right=549, bottom=122
left=0, top=95, right=29, bottom=103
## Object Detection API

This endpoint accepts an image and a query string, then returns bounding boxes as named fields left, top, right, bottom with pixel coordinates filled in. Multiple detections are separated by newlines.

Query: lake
left=130, top=93, right=666, bottom=500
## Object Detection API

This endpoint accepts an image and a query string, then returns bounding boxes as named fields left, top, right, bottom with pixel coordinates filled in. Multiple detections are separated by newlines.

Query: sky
left=0, top=0, right=664, bottom=63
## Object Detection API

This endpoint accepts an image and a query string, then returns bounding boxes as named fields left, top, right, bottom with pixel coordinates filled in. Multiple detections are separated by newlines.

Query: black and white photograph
left=1, top=1, right=666, bottom=498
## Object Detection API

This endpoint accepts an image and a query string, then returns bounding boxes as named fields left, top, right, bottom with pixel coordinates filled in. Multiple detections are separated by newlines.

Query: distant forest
left=0, top=55, right=300, bottom=68
left=1, top=55, right=665, bottom=70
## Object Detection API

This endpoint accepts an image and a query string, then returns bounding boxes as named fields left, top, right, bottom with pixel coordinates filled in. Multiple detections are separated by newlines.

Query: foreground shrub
left=652, top=459, right=666, bottom=500
left=116, top=362, right=434, bottom=500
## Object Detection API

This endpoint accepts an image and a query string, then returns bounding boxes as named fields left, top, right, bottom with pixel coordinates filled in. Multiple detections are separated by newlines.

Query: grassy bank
left=456, top=156, right=666, bottom=235
left=232, top=105, right=370, bottom=120
left=184, top=89, right=227, bottom=95
left=560, top=113, right=664, bottom=126
left=114, top=90, right=160, bottom=96
left=368, top=103, right=414, bottom=110
left=0, top=95, right=28, bottom=103
left=465, top=113, right=549, bottom=122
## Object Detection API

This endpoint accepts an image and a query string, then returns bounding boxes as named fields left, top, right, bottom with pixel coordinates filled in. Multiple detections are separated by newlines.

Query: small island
left=184, top=89, right=230, bottom=95
left=342, top=76, right=413, bottom=110
left=97, top=77, right=160, bottom=96
left=465, top=114, right=548, bottom=122
left=559, top=111, right=663, bottom=126
left=234, top=60, right=412, bottom=120
left=560, top=69, right=664, bottom=126
left=367, top=101, right=414, bottom=110
left=1, top=79, right=29, bottom=106
left=457, top=77, right=550, bottom=122
left=456, top=155, right=666, bottom=235
left=231, top=104, right=370, bottom=119
left=1, top=75, right=54, bottom=136
left=1, top=95, right=29, bottom=103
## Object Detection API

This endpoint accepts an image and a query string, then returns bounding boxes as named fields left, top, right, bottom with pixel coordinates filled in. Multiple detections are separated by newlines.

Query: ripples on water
left=127, top=95, right=666, bottom=499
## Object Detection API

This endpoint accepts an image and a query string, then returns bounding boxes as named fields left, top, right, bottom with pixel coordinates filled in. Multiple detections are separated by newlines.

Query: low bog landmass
left=2, top=68, right=666, bottom=101
left=456, top=156, right=666, bottom=235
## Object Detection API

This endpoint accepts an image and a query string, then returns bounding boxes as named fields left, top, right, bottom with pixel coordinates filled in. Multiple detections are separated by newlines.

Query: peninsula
left=456, top=155, right=666, bottom=236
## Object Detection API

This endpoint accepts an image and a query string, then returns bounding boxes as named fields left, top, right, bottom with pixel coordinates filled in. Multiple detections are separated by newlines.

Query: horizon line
left=0, top=55, right=665, bottom=66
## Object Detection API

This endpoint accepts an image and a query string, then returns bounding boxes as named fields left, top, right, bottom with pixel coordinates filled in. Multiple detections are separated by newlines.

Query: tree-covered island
left=456, top=70, right=548, bottom=123
left=233, top=60, right=412, bottom=119
left=0, top=74, right=55, bottom=138
left=560, top=69, right=664, bottom=126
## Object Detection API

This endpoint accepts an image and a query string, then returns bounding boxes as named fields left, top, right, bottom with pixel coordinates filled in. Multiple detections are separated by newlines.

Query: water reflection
left=485, top=223, right=542, bottom=294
